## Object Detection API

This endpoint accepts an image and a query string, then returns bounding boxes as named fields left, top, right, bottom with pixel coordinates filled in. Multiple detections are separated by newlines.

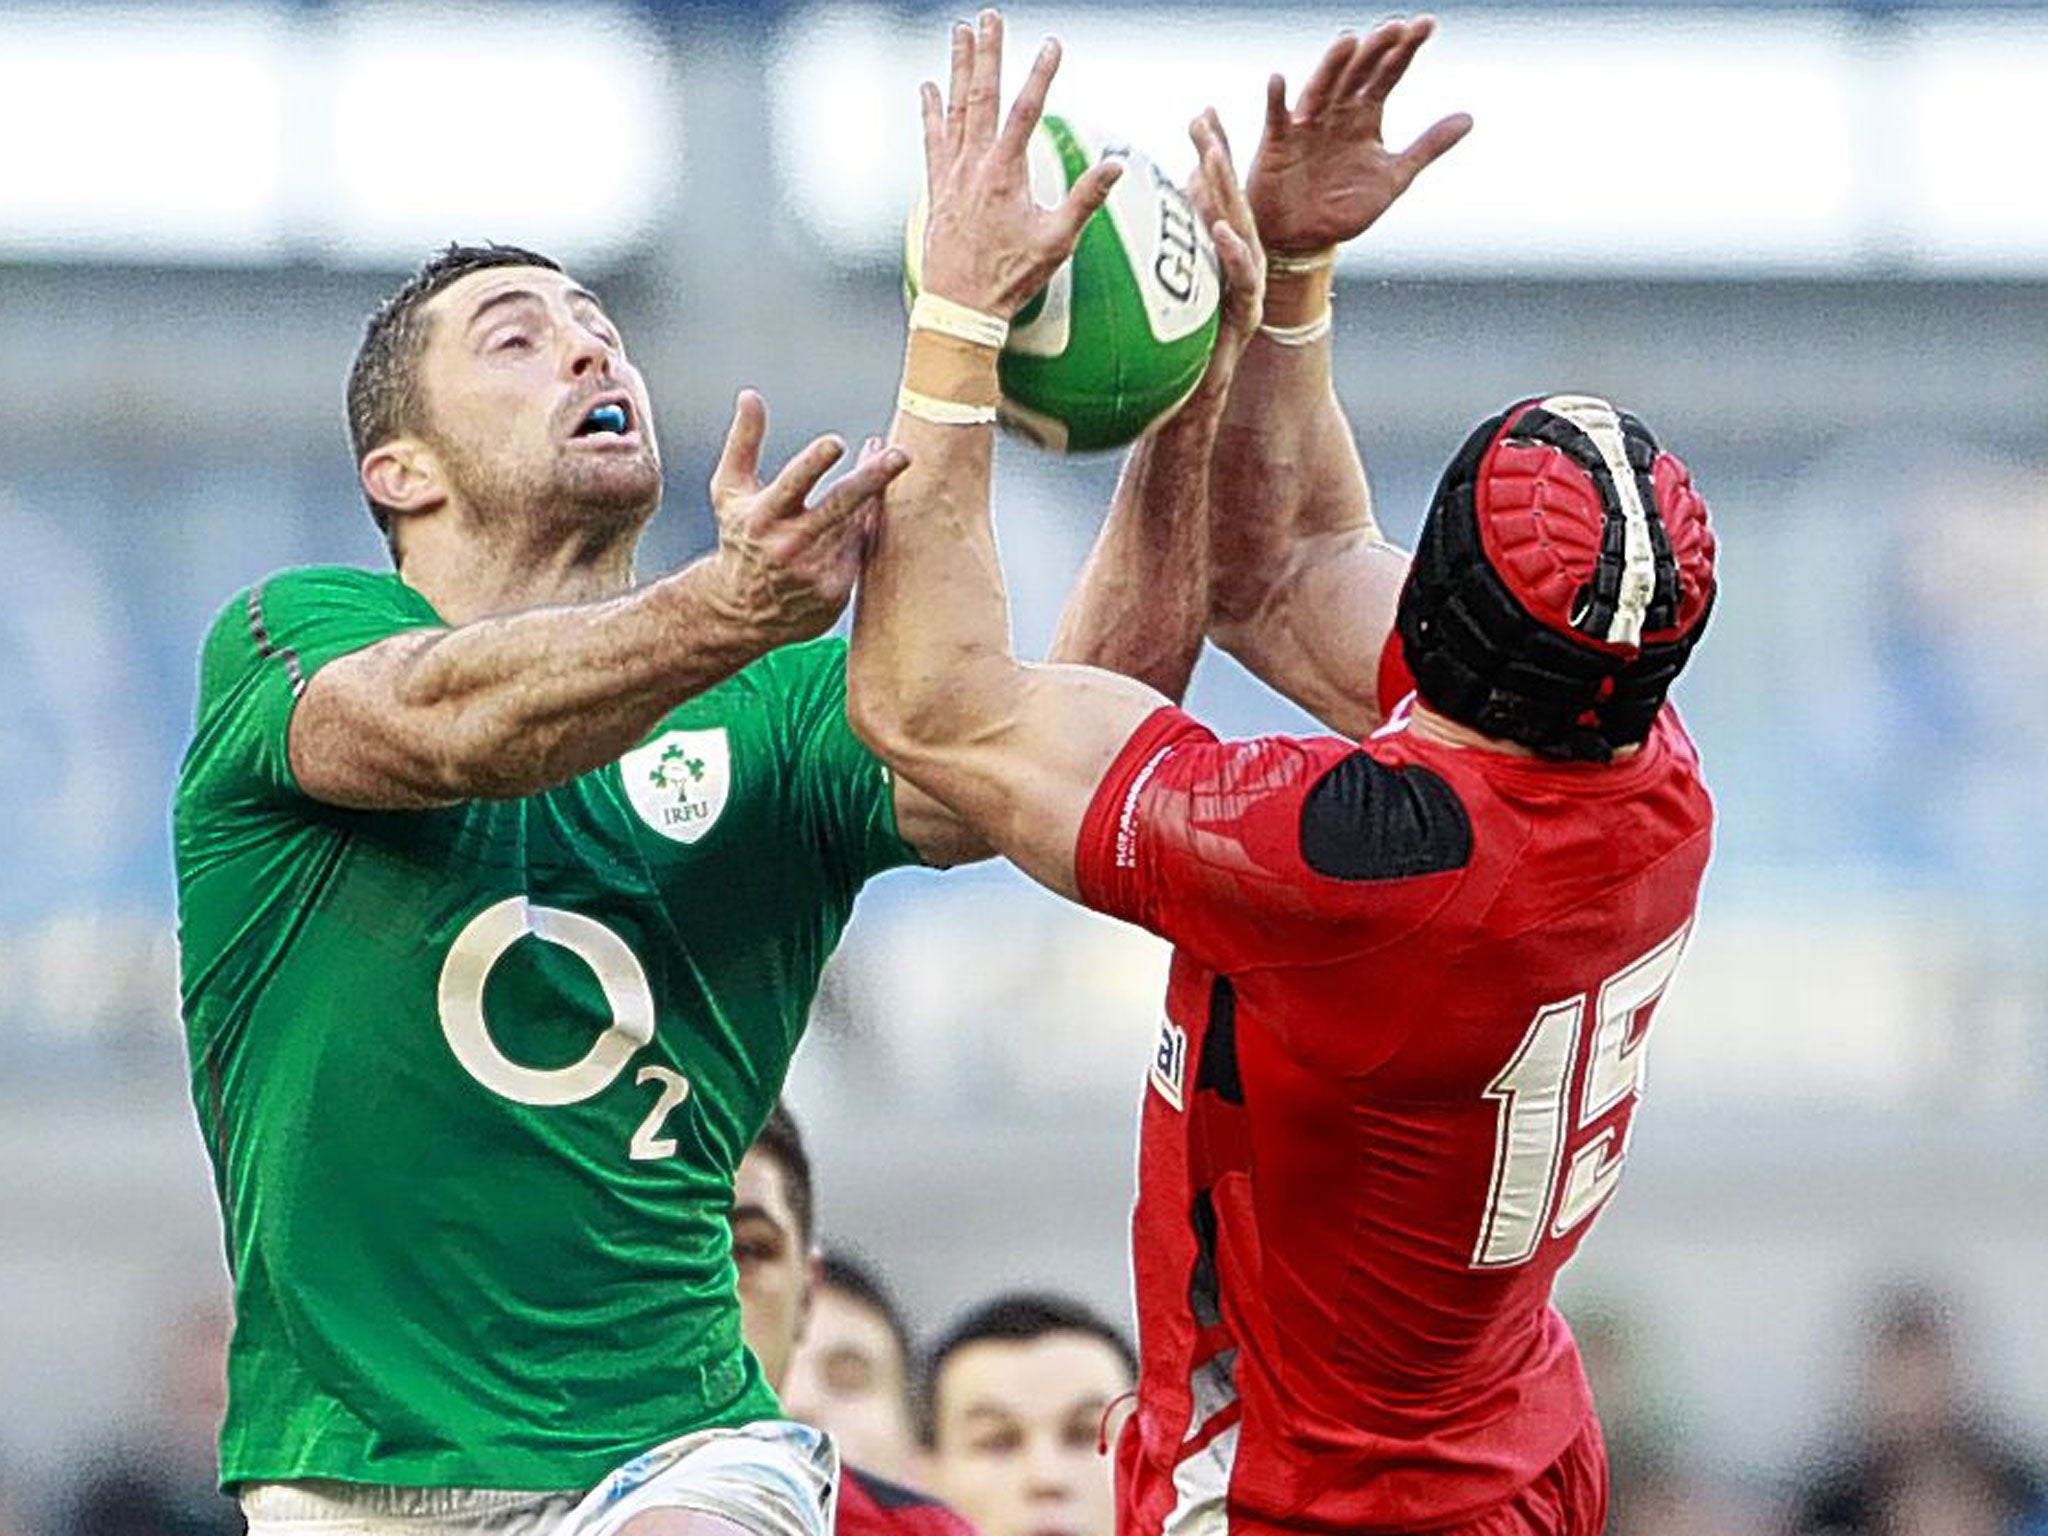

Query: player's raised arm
left=887, top=116, right=1262, bottom=870
left=1209, top=18, right=1470, bottom=738
left=1046, top=112, right=1266, bottom=700
left=848, top=10, right=1193, bottom=900
left=293, top=390, right=907, bottom=809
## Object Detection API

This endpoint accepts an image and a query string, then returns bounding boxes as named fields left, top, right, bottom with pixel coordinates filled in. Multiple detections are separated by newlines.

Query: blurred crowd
left=6, top=1103, right=2045, bottom=1536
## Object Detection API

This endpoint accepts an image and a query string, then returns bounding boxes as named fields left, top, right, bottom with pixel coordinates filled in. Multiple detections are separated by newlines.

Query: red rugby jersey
left=1075, top=703, right=1712, bottom=1536
left=838, top=1465, right=980, bottom=1536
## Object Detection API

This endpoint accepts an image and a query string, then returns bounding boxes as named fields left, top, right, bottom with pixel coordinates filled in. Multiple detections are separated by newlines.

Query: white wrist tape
left=897, top=386, right=999, bottom=427
left=1266, top=247, right=1337, bottom=276
left=909, top=292, right=1009, bottom=351
left=1257, top=308, right=1333, bottom=347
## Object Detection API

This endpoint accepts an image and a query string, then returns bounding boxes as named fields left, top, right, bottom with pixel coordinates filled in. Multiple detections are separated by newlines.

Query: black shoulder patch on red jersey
left=1298, top=755, right=1473, bottom=881
left=847, top=1467, right=947, bottom=1512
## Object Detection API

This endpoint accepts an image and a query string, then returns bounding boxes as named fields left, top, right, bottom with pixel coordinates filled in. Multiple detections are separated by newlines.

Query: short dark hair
left=1870, top=1283, right=1955, bottom=1350
left=345, top=242, right=563, bottom=551
left=819, top=1249, right=916, bottom=1378
left=749, top=1099, right=815, bottom=1248
left=921, top=1291, right=1137, bottom=1443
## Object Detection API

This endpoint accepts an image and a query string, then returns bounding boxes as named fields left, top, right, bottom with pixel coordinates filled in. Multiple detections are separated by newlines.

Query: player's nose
left=1024, top=1445, right=1077, bottom=1495
left=563, top=324, right=609, bottom=380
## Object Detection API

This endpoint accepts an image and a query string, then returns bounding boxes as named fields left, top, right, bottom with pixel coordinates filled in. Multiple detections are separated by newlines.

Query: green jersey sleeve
left=760, top=637, right=922, bottom=889
left=185, top=566, right=443, bottom=806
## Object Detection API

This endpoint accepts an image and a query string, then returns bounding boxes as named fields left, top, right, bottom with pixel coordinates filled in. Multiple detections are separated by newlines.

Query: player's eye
left=489, top=329, right=534, bottom=352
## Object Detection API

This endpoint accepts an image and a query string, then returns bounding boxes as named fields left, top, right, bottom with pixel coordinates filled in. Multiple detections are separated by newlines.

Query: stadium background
left=1, top=0, right=2045, bottom=1530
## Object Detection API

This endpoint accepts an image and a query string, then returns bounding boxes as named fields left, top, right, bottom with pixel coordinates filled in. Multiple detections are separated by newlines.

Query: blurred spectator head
left=1792, top=1281, right=2048, bottom=1536
left=782, top=1250, right=922, bottom=1487
left=61, top=1290, right=242, bottom=1536
left=732, top=1100, right=820, bottom=1394
left=735, top=1105, right=927, bottom=1485
left=922, top=1292, right=1136, bottom=1536
left=1862, top=1285, right=1963, bottom=1446
left=1877, top=1442, right=2027, bottom=1536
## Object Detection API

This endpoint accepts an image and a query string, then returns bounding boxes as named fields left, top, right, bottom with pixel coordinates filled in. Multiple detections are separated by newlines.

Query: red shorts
left=1434, top=1418, right=1609, bottom=1536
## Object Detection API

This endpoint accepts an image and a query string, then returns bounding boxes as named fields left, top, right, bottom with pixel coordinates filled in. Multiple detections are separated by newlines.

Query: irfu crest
left=620, top=729, right=731, bottom=845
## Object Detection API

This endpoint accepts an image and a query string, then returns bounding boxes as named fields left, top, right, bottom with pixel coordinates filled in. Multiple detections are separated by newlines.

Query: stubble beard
left=445, top=433, right=664, bottom=567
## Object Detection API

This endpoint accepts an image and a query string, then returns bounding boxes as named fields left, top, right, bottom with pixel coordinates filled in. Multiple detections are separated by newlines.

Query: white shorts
left=240, top=1420, right=838, bottom=1536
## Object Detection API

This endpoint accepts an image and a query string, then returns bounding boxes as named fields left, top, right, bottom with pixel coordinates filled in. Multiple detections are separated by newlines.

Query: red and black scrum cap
left=1394, top=394, right=1717, bottom=761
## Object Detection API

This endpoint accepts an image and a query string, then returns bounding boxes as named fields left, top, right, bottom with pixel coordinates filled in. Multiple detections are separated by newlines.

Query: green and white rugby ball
left=905, top=115, right=1221, bottom=454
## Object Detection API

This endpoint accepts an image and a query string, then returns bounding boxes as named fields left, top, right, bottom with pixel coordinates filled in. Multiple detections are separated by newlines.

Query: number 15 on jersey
left=1472, top=924, right=1692, bottom=1269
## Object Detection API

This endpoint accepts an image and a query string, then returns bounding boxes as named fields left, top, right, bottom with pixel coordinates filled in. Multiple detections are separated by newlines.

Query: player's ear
left=361, top=437, right=447, bottom=518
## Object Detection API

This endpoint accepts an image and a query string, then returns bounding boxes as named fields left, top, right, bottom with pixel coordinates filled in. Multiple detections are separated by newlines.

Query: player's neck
left=1406, top=705, right=1642, bottom=762
left=397, top=527, right=637, bottom=625
left=1406, top=706, right=1537, bottom=756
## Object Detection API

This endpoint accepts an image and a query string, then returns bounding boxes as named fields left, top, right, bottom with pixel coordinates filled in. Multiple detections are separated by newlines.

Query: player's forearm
left=1209, top=266, right=1373, bottom=629
left=1047, top=380, right=1231, bottom=702
left=849, top=391, right=1164, bottom=902
left=848, top=394, right=1024, bottom=775
left=295, top=557, right=780, bottom=806
left=1204, top=266, right=1410, bottom=736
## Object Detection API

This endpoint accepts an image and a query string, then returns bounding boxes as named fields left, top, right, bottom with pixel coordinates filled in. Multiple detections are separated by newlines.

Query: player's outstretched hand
left=1187, top=109, right=1266, bottom=378
left=708, top=390, right=909, bottom=642
left=916, top=8, right=1124, bottom=318
left=1249, top=16, right=1472, bottom=257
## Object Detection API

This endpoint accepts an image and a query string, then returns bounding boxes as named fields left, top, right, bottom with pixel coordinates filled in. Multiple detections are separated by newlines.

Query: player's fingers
left=1212, top=142, right=1258, bottom=243
left=1206, top=107, right=1236, bottom=166
left=920, top=82, right=947, bottom=191
left=762, top=433, right=849, bottom=517
left=1361, top=18, right=1436, bottom=110
left=1194, top=111, right=1252, bottom=226
left=1338, top=17, right=1412, bottom=104
left=1296, top=31, right=1359, bottom=120
left=999, top=37, right=1060, bottom=160
left=1050, top=157, right=1123, bottom=249
left=1186, top=121, right=1224, bottom=226
left=1199, top=108, right=1239, bottom=184
left=1186, top=118, right=1227, bottom=224
left=1212, top=219, right=1259, bottom=296
left=1264, top=72, right=1290, bottom=139
left=965, top=9, right=1004, bottom=147
left=945, top=21, right=973, bottom=154
left=1395, top=111, right=1475, bottom=185
left=806, top=445, right=912, bottom=535
left=709, top=389, right=767, bottom=498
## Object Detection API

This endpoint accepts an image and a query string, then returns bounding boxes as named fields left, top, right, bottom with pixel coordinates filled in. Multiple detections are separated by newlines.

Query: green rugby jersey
left=174, top=566, right=916, bottom=1491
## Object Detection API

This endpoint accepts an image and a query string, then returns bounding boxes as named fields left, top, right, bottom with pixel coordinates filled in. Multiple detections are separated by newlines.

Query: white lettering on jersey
left=1115, top=746, right=1175, bottom=871
left=1150, top=1016, right=1188, bottom=1111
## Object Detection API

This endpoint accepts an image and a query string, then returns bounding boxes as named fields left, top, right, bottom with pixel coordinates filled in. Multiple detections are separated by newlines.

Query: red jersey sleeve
left=1075, top=706, right=1434, bottom=975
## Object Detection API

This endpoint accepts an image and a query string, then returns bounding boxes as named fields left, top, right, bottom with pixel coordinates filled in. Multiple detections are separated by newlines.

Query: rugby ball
left=905, top=115, right=1221, bottom=454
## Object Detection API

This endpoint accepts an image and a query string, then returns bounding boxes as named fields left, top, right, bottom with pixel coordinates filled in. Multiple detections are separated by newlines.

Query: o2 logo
left=437, top=897, right=691, bottom=1161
